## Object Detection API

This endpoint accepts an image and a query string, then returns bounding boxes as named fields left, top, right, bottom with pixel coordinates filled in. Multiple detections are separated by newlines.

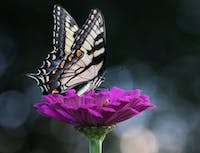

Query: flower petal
left=110, top=87, right=125, bottom=99
left=34, top=87, right=156, bottom=126
left=105, top=108, right=139, bottom=124
left=34, top=103, right=70, bottom=123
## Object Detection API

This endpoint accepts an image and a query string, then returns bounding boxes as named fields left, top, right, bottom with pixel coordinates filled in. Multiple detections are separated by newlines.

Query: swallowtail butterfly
left=27, top=5, right=106, bottom=95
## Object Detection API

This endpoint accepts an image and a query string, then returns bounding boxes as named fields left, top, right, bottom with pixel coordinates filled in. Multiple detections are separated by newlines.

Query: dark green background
left=0, top=0, right=199, bottom=153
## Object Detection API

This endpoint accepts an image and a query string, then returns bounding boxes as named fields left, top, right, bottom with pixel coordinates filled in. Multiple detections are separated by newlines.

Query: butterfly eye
left=76, top=50, right=84, bottom=57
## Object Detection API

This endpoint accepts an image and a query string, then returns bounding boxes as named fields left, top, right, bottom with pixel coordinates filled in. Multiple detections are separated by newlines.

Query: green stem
left=89, top=138, right=103, bottom=153
left=75, top=125, right=115, bottom=153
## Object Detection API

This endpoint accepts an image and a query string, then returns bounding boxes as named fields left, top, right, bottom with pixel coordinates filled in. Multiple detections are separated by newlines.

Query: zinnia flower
left=34, top=86, right=156, bottom=126
left=34, top=86, right=156, bottom=153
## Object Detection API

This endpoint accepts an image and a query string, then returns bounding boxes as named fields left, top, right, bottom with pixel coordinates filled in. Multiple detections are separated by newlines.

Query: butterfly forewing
left=53, top=5, right=79, bottom=55
left=72, top=9, right=106, bottom=53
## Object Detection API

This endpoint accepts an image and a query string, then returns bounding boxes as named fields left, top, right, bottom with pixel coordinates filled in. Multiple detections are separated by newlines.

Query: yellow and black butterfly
left=27, top=5, right=106, bottom=95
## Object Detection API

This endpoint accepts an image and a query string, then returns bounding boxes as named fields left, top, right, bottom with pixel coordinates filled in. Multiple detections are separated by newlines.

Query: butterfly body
left=27, top=5, right=106, bottom=95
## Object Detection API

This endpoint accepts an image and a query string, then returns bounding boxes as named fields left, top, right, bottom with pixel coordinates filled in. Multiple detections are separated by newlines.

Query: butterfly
left=27, top=5, right=106, bottom=95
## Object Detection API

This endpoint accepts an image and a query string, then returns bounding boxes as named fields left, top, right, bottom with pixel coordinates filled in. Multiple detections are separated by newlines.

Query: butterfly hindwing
left=27, top=5, right=79, bottom=94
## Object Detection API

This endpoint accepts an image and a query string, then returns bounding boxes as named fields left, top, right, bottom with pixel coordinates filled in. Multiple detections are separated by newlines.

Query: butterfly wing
left=27, top=5, right=79, bottom=94
left=53, top=9, right=106, bottom=94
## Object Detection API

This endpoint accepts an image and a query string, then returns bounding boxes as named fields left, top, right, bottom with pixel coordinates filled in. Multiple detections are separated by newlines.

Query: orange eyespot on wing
left=76, top=50, right=84, bottom=57
left=60, top=61, right=66, bottom=68
left=68, top=54, right=74, bottom=61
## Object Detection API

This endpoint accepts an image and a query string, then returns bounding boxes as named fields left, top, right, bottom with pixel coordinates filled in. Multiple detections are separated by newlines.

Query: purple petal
left=102, top=107, right=116, bottom=113
left=105, top=108, right=139, bottom=124
left=129, top=97, right=155, bottom=112
left=35, top=104, right=70, bottom=123
left=53, top=104, right=76, bottom=124
left=65, top=89, right=76, bottom=97
left=110, top=87, right=125, bottom=99
left=76, top=108, right=102, bottom=125
left=88, top=109, right=103, bottom=118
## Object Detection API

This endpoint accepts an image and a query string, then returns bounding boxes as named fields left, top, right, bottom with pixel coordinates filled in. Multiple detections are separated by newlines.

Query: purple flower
left=34, top=87, right=156, bottom=126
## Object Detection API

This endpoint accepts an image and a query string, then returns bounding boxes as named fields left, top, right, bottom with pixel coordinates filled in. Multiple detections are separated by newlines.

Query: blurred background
left=0, top=0, right=199, bottom=153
